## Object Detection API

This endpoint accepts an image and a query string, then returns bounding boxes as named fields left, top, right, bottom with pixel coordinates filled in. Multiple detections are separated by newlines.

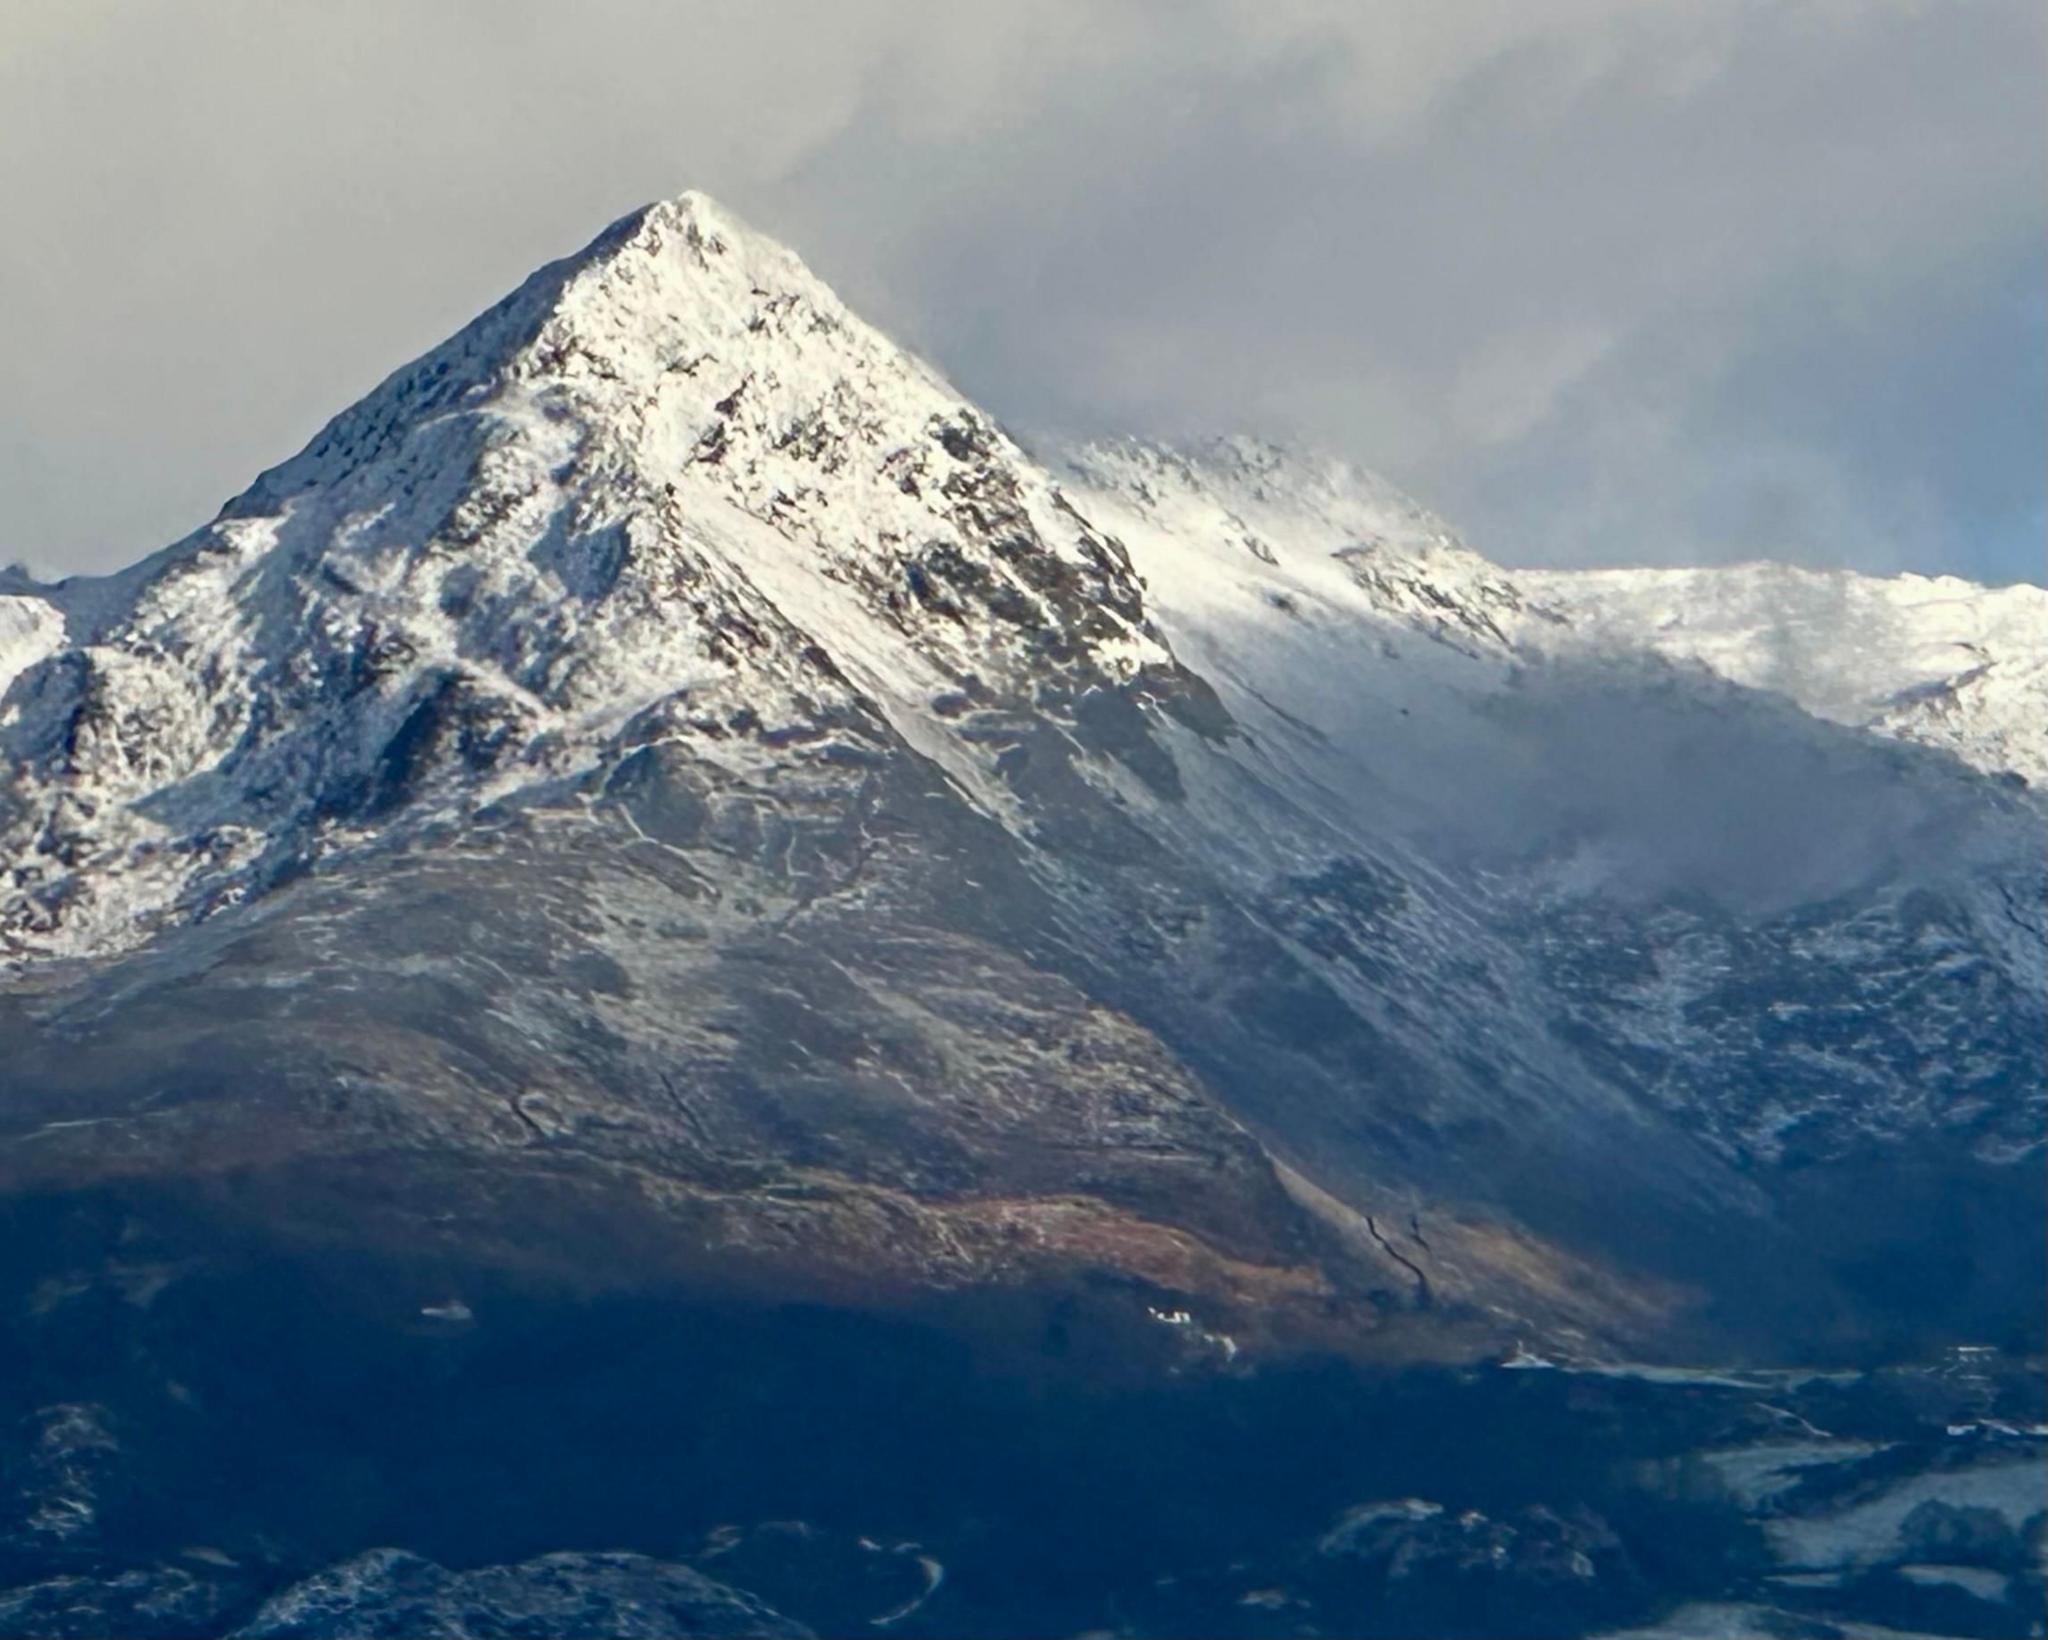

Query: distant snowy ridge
left=1520, top=562, right=2048, bottom=789
left=1058, top=437, right=2048, bottom=787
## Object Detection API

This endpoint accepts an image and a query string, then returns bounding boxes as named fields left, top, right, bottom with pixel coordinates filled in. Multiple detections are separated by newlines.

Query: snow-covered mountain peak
left=0, top=190, right=1174, bottom=961
left=1, top=190, right=2040, bottom=972
left=214, top=188, right=913, bottom=522
left=0, top=195, right=2040, bottom=1388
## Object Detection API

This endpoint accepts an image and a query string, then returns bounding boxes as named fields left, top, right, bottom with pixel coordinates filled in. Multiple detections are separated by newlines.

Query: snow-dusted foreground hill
left=0, top=191, right=2040, bottom=1366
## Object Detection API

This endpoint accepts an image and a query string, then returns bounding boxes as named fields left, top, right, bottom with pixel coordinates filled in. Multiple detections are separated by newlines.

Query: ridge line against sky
left=1, top=0, right=2041, bottom=585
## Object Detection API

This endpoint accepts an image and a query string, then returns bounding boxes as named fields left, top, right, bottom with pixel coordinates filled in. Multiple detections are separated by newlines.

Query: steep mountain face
left=0, top=193, right=2040, bottom=1382
left=1059, top=438, right=2045, bottom=1171
left=0, top=196, right=1175, bottom=964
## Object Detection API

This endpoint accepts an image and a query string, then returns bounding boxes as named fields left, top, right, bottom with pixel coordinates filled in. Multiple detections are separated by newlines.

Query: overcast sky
left=2, top=0, right=2040, bottom=583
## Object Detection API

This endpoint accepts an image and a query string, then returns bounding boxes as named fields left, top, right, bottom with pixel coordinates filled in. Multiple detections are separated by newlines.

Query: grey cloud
left=1, top=0, right=2038, bottom=582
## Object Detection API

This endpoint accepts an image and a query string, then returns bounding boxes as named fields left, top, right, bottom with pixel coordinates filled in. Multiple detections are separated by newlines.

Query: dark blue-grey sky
left=2, top=0, right=2040, bottom=583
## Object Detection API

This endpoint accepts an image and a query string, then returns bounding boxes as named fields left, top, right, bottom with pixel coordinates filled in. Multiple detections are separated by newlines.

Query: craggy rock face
left=0, top=193, right=2040, bottom=1397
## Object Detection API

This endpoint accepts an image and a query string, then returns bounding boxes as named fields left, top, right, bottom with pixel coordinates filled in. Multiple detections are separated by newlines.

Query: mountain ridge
left=3, top=191, right=2041, bottom=966
left=0, top=190, right=2039, bottom=1377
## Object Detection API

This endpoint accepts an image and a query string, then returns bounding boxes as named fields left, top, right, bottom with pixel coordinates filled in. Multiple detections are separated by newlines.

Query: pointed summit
left=232, top=188, right=890, bottom=516
left=0, top=189, right=1171, bottom=962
